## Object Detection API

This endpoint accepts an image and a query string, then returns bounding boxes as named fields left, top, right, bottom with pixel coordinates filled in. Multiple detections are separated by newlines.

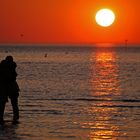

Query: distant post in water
left=125, top=40, right=128, bottom=47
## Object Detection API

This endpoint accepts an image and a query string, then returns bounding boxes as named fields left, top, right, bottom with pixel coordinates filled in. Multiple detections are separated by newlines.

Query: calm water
left=0, top=46, right=140, bottom=140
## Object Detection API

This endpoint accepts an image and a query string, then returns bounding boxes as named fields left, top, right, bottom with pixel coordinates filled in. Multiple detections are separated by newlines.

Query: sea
left=0, top=45, right=140, bottom=140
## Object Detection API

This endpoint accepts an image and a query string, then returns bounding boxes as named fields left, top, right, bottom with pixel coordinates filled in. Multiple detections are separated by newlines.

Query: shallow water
left=0, top=46, right=140, bottom=140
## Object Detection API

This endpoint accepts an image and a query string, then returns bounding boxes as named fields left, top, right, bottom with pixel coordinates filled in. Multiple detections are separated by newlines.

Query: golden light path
left=88, top=51, right=121, bottom=139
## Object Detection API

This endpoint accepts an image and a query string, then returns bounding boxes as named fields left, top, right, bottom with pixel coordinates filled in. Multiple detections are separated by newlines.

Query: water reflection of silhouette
left=0, top=123, right=20, bottom=140
left=88, top=51, right=121, bottom=139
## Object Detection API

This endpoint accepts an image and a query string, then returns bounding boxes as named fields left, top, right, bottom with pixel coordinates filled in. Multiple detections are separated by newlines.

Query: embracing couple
left=0, top=56, right=20, bottom=125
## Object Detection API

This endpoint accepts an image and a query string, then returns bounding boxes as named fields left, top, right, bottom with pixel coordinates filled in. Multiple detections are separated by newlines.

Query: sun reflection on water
left=90, top=51, right=120, bottom=97
left=88, top=51, right=121, bottom=139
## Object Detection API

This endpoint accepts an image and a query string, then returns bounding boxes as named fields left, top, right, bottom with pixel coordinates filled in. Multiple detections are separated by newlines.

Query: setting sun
left=95, top=9, right=115, bottom=27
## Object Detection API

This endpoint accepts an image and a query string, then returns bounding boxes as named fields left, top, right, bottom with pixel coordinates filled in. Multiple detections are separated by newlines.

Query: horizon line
left=0, top=43, right=140, bottom=47
left=0, top=42, right=140, bottom=45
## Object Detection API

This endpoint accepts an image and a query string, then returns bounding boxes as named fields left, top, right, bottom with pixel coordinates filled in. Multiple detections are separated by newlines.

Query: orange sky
left=0, top=0, right=140, bottom=44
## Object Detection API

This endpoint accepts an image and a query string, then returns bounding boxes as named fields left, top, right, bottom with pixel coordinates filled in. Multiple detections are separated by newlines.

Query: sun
left=95, top=9, right=115, bottom=27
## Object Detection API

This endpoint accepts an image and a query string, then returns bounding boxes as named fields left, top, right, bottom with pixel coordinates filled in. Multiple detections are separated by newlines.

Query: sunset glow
left=95, top=9, right=115, bottom=27
left=0, top=0, right=140, bottom=44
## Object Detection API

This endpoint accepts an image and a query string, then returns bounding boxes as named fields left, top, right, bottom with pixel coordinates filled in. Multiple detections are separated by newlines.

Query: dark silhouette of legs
left=0, top=99, right=6, bottom=124
left=10, top=97, right=19, bottom=122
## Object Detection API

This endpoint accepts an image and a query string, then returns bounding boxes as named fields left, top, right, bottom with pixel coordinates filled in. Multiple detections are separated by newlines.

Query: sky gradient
left=0, top=0, right=140, bottom=44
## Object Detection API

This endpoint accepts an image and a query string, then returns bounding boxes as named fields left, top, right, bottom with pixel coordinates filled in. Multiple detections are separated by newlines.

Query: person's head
left=5, top=55, right=13, bottom=62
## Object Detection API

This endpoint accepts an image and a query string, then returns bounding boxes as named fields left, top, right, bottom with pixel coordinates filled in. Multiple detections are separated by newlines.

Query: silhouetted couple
left=0, top=56, right=20, bottom=125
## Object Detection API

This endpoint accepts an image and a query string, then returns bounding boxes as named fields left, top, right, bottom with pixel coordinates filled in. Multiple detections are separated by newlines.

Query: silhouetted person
left=0, top=62, right=8, bottom=125
left=0, top=56, right=20, bottom=125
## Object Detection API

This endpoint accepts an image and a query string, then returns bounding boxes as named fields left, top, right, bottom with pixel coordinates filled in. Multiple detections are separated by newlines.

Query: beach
left=0, top=45, right=140, bottom=140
